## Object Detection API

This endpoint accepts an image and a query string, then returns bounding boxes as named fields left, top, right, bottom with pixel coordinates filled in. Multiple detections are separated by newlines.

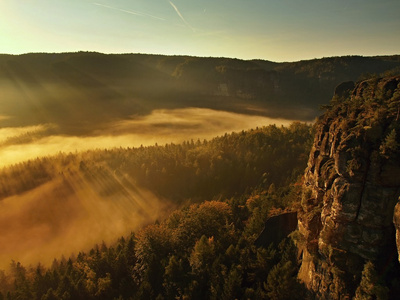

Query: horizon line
left=0, top=50, right=399, bottom=64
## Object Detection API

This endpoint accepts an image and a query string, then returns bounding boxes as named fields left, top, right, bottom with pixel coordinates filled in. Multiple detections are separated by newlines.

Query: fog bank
left=0, top=108, right=294, bottom=168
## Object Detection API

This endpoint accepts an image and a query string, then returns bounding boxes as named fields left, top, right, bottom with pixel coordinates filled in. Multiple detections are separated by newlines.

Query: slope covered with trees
left=0, top=199, right=307, bottom=300
left=0, top=123, right=313, bottom=203
left=0, top=123, right=313, bottom=299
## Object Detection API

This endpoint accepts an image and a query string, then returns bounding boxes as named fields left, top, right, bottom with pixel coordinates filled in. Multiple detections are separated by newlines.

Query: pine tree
left=353, top=261, right=388, bottom=300
left=264, top=261, right=305, bottom=300
left=380, top=129, right=398, bottom=157
left=221, top=266, right=243, bottom=300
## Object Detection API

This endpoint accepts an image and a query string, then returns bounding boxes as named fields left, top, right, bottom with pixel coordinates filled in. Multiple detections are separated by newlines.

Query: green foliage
left=264, top=261, right=304, bottom=300
left=0, top=123, right=313, bottom=203
left=380, top=129, right=399, bottom=157
left=263, top=239, right=307, bottom=300
left=353, top=261, right=389, bottom=300
left=0, top=123, right=314, bottom=299
left=189, top=236, right=216, bottom=273
left=163, top=255, right=186, bottom=299
left=0, top=193, right=305, bottom=300
left=221, top=265, right=243, bottom=300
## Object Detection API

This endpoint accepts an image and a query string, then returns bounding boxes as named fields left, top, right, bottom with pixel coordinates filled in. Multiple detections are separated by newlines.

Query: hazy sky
left=0, top=0, right=399, bottom=62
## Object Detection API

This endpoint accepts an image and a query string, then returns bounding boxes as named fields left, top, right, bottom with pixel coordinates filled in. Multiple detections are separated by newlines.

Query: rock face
left=297, top=76, right=400, bottom=298
left=394, top=202, right=400, bottom=263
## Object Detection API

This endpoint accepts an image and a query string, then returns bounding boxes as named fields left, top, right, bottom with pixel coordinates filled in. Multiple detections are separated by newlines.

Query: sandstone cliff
left=297, top=76, right=400, bottom=299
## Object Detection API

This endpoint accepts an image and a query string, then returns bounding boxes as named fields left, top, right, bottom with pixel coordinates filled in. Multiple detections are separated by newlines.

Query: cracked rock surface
left=297, top=76, right=400, bottom=299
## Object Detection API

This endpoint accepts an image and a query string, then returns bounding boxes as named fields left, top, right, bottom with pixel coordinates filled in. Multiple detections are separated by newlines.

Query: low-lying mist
left=0, top=166, right=171, bottom=269
left=0, top=108, right=294, bottom=168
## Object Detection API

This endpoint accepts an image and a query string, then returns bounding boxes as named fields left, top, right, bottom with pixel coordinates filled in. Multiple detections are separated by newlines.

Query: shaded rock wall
left=297, top=76, right=400, bottom=299
left=255, top=211, right=298, bottom=248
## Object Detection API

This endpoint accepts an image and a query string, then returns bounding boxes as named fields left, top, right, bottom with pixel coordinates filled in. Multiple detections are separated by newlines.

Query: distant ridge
left=0, top=52, right=399, bottom=134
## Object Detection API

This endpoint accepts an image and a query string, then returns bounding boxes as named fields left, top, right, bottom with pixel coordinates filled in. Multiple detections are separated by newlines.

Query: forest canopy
left=0, top=122, right=314, bottom=300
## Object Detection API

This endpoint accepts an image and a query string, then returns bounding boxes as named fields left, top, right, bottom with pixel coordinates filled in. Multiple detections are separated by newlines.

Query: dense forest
left=0, top=123, right=313, bottom=202
left=0, top=123, right=314, bottom=299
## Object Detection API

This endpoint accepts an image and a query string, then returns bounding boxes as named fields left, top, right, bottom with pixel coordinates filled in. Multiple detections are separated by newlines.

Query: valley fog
left=0, top=108, right=294, bottom=168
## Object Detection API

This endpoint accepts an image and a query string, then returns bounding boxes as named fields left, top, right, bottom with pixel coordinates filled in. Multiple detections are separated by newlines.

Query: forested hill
left=0, top=52, right=399, bottom=134
left=0, top=123, right=313, bottom=204
left=0, top=123, right=314, bottom=299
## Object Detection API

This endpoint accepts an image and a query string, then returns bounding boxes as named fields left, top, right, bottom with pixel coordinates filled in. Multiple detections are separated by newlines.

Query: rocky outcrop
left=297, top=76, right=400, bottom=299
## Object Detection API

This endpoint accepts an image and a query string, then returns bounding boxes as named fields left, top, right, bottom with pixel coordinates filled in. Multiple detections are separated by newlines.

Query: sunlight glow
left=0, top=0, right=398, bottom=61
left=0, top=167, right=171, bottom=268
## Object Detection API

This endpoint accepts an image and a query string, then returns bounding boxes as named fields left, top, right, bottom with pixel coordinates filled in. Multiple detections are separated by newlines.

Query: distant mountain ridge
left=0, top=52, right=399, bottom=134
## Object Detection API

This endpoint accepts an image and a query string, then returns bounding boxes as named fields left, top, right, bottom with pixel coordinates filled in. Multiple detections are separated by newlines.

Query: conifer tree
left=264, top=260, right=305, bottom=300
left=353, top=261, right=388, bottom=300
left=380, top=129, right=398, bottom=157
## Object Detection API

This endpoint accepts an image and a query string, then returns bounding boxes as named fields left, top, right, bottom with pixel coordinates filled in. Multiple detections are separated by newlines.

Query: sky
left=0, top=0, right=399, bottom=62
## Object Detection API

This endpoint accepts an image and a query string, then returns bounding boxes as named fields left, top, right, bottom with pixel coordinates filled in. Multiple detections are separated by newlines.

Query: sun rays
left=0, top=160, right=171, bottom=269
